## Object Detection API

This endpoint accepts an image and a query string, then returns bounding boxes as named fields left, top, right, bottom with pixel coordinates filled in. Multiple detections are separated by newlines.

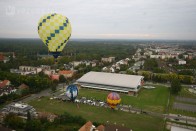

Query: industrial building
left=77, top=71, right=144, bottom=95
left=1, top=103, right=37, bottom=119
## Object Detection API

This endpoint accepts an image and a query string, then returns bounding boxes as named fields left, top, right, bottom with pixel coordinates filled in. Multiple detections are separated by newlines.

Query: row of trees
left=0, top=71, right=55, bottom=93
left=139, top=71, right=195, bottom=84
left=3, top=112, right=91, bottom=131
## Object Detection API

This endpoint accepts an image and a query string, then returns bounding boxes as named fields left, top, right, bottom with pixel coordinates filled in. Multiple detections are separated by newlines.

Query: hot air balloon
left=107, top=92, right=121, bottom=109
left=65, top=84, right=78, bottom=102
left=38, top=13, right=72, bottom=62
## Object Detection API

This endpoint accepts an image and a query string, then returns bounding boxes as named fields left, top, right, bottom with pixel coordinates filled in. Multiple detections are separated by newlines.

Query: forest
left=0, top=39, right=138, bottom=70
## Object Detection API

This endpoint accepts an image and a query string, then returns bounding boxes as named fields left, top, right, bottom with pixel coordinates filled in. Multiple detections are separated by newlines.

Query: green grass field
left=29, top=97, right=164, bottom=131
left=78, top=85, right=169, bottom=113
left=178, top=87, right=196, bottom=99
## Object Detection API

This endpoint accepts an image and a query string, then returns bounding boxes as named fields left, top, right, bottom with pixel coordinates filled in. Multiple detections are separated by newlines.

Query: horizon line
left=0, top=37, right=196, bottom=42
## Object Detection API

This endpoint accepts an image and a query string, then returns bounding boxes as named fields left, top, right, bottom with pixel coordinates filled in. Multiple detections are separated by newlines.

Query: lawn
left=78, top=85, right=169, bottom=113
left=29, top=97, right=164, bottom=131
left=178, top=87, right=196, bottom=99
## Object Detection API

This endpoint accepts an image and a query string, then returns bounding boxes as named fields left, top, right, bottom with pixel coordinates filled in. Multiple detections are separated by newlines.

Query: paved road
left=21, top=83, right=66, bottom=103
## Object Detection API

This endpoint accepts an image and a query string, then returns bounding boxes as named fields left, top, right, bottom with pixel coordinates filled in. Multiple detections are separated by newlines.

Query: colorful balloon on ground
left=107, top=92, right=121, bottom=109
left=65, top=85, right=78, bottom=101
left=38, top=13, right=72, bottom=60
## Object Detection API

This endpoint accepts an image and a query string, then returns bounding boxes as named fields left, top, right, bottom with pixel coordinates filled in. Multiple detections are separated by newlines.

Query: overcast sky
left=0, top=0, right=196, bottom=40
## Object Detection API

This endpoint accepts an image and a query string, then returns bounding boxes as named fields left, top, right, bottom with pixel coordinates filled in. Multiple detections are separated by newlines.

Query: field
left=78, top=85, right=169, bottom=113
left=29, top=97, right=164, bottom=131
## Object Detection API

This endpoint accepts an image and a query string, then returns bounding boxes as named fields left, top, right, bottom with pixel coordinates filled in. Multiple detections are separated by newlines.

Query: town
left=0, top=39, right=196, bottom=131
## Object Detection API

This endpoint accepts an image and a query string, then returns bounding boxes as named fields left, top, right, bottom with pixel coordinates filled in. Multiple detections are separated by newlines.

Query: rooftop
left=59, top=70, right=74, bottom=75
left=77, top=71, right=143, bottom=88
left=0, top=80, right=10, bottom=88
left=13, top=103, right=28, bottom=109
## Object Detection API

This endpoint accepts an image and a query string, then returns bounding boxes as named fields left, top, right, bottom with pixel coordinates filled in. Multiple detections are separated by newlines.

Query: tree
left=59, top=75, right=66, bottom=83
left=4, top=113, right=24, bottom=129
left=25, top=119, right=42, bottom=131
left=144, top=58, right=158, bottom=71
left=170, top=78, right=182, bottom=94
left=178, top=54, right=183, bottom=59
left=27, top=111, right=31, bottom=121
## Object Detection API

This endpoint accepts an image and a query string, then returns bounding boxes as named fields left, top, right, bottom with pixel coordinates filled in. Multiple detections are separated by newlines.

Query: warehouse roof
left=77, top=71, right=143, bottom=89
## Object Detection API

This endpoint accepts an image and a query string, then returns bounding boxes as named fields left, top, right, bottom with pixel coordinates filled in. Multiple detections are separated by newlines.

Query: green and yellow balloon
left=38, top=13, right=72, bottom=61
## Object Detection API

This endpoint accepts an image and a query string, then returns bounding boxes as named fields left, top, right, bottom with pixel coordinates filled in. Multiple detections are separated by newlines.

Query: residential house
left=101, top=57, right=115, bottom=63
left=178, top=60, right=186, bottom=65
left=129, top=66, right=140, bottom=72
left=17, top=83, right=29, bottom=95
left=51, top=74, right=59, bottom=81
left=43, top=69, right=55, bottom=76
left=183, top=55, right=189, bottom=59
left=40, top=65, right=51, bottom=70
left=58, top=70, right=74, bottom=78
left=0, top=54, right=9, bottom=63
left=110, top=67, right=115, bottom=73
left=102, top=67, right=109, bottom=72
left=0, top=80, right=10, bottom=89
left=0, top=86, right=17, bottom=97
left=116, top=60, right=128, bottom=65
left=91, top=62, right=97, bottom=67
left=71, top=61, right=83, bottom=67
left=79, top=121, right=104, bottom=131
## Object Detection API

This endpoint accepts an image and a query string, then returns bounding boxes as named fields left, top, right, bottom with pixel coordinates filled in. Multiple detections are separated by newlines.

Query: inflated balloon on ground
left=65, top=85, right=78, bottom=101
left=107, top=92, right=121, bottom=109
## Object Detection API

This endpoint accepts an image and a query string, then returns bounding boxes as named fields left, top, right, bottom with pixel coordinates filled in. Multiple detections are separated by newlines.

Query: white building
left=77, top=71, right=144, bottom=95
left=18, top=65, right=51, bottom=75
left=178, top=60, right=186, bottom=65
left=1, top=103, right=37, bottom=119
left=101, top=57, right=115, bottom=63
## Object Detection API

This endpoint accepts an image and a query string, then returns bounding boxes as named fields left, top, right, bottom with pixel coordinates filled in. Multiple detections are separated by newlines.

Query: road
left=120, top=105, right=196, bottom=125
left=21, top=83, right=66, bottom=103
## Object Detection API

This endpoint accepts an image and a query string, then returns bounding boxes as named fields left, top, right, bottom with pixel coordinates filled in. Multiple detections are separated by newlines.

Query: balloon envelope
left=107, top=92, right=121, bottom=109
left=38, top=13, right=72, bottom=58
left=65, top=85, right=78, bottom=101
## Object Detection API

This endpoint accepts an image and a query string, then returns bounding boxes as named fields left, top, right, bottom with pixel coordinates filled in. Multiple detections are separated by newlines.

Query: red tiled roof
left=18, top=83, right=29, bottom=89
left=79, top=121, right=93, bottom=131
left=97, top=125, right=105, bottom=131
left=0, top=54, right=4, bottom=61
left=0, top=80, right=10, bottom=88
left=51, top=74, right=59, bottom=80
left=59, top=70, right=73, bottom=75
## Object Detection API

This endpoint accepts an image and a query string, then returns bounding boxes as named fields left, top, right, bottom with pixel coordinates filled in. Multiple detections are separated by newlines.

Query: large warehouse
left=76, top=71, right=144, bottom=95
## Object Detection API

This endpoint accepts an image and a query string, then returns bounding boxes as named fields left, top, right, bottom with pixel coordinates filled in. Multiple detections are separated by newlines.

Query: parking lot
left=176, top=96, right=196, bottom=104
left=173, top=102, right=196, bottom=112
left=73, top=97, right=108, bottom=108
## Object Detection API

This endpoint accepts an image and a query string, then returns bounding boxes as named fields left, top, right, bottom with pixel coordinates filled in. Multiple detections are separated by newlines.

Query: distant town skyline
left=0, top=0, right=196, bottom=40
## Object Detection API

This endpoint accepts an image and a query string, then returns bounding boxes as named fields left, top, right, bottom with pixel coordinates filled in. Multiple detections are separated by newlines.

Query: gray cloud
left=0, top=0, right=196, bottom=40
